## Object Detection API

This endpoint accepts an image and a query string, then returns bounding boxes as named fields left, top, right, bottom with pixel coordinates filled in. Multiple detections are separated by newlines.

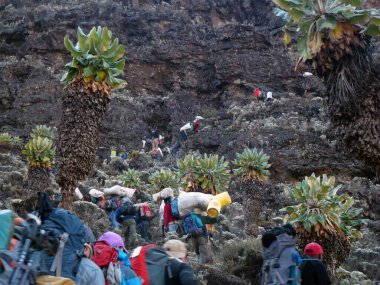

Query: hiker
left=179, top=116, right=204, bottom=141
left=302, top=71, right=313, bottom=96
left=105, top=195, right=122, bottom=229
left=183, top=211, right=213, bottom=264
left=77, top=225, right=105, bottom=285
left=115, top=197, right=138, bottom=249
left=136, top=203, right=153, bottom=243
left=266, top=90, right=273, bottom=102
left=129, top=241, right=196, bottom=285
left=162, top=240, right=197, bottom=285
left=254, top=88, right=261, bottom=101
left=260, top=224, right=302, bottom=285
left=92, top=231, right=141, bottom=285
left=301, top=242, right=331, bottom=285
left=164, top=197, right=179, bottom=235
left=121, top=152, right=128, bottom=161
left=142, top=136, right=152, bottom=153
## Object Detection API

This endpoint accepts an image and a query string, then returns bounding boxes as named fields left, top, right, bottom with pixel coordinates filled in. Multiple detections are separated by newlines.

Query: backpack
left=120, top=202, right=136, bottom=216
left=140, top=204, right=153, bottom=220
left=39, top=208, right=85, bottom=281
left=105, top=197, right=121, bottom=211
left=91, top=241, right=123, bottom=285
left=170, top=198, right=180, bottom=219
left=130, top=245, right=174, bottom=285
left=182, top=213, right=203, bottom=237
left=261, top=233, right=302, bottom=285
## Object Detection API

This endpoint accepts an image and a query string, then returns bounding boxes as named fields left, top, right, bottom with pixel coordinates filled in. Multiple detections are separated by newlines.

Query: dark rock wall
left=0, top=0, right=377, bottom=181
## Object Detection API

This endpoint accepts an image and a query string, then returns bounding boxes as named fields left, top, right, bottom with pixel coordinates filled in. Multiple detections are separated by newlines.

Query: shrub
left=31, top=125, right=54, bottom=140
left=22, top=137, right=55, bottom=169
left=177, top=154, right=230, bottom=195
left=149, top=169, right=178, bottom=192
left=0, top=133, right=22, bottom=147
left=118, top=169, right=142, bottom=189
left=233, top=148, right=270, bottom=182
left=282, top=173, right=368, bottom=271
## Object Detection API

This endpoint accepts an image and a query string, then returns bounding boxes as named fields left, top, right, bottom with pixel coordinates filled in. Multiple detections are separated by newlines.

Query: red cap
left=304, top=242, right=324, bottom=255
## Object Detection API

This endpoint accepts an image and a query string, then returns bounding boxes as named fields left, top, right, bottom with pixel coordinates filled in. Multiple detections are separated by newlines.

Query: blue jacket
left=117, top=249, right=141, bottom=285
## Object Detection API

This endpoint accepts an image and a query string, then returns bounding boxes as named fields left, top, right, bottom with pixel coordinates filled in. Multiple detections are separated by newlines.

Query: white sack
left=152, top=187, right=174, bottom=202
left=159, top=200, right=165, bottom=215
left=180, top=122, right=191, bottom=132
left=103, top=185, right=136, bottom=198
left=178, top=191, right=213, bottom=216
left=89, top=188, right=104, bottom=198
left=74, top=187, right=83, bottom=200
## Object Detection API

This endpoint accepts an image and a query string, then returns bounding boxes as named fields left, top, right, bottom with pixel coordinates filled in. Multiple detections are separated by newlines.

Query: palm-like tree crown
left=233, top=148, right=271, bottom=182
left=22, top=137, right=55, bottom=169
left=273, top=0, right=380, bottom=71
left=31, top=125, right=54, bottom=140
left=61, top=26, right=126, bottom=95
left=149, top=169, right=178, bottom=192
left=282, top=173, right=367, bottom=240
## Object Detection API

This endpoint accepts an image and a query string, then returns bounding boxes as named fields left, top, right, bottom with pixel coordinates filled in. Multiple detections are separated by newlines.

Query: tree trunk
left=25, top=167, right=49, bottom=213
left=297, top=227, right=351, bottom=274
left=239, top=180, right=263, bottom=237
left=56, top=80, right=110, bottom=209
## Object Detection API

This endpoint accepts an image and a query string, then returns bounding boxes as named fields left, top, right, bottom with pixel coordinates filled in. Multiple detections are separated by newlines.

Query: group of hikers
left=0, top=190, right=332, bottom=285
left=253, top=88, right=273, bottom=102
left=140, top=116, right=204, bottom=160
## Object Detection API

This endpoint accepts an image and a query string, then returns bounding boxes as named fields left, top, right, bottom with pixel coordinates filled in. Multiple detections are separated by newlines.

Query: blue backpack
left=170, top=198, right=180, bottom=219
left=39, top=208, right=85, bottom=281
left=182, top=213, right=203, bottom=237
left=261, top=233, right=302, bottom=285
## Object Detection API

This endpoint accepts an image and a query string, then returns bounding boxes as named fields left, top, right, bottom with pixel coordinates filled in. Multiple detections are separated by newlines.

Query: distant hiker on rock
left=301, top=243, right=331, bottom=285
left=266, top=90, right=273, bottom=102
left=302, top=71, right=313, bottom=97
left=116, top=197, right=138, bottom=249
left=164, top=197, right=179, bottom=235
left=254, top=88, right=261, bottom=101
left=180, top=116, right=204, bottom=141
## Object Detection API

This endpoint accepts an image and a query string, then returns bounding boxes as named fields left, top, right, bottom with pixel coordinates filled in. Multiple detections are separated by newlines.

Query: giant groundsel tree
left=273, top=0, right=380, bottom=180
left=56, top=26, right=126, bottom=208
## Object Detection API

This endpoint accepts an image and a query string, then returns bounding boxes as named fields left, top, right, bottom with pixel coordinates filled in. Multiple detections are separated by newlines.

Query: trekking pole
left=9, top=238, right=32, bottom=285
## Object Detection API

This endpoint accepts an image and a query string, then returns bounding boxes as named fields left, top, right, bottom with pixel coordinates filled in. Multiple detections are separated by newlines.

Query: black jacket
left=301, top=258, right=331, bottom=285
left=166, top=258, right=197, bottom=285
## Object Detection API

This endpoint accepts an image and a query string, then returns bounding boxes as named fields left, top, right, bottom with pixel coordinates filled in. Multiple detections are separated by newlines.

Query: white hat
left=163, top=239, right=187, bottom=259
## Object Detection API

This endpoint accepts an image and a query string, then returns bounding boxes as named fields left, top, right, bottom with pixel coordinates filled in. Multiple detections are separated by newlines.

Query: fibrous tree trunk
left=56, top=80, right=110, bottom=209
left=297, top=226, right=351, bottom=274
left=239, top=180, right=263, bottom=237
left=26, top=167, right=49, bottom=213
left=315, top=35, right=380, bottom=180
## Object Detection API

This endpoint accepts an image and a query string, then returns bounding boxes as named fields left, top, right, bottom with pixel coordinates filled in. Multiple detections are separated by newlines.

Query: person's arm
left=314, top=261, right=331, bottom=285
left=178, top=263, right=197, bottom=285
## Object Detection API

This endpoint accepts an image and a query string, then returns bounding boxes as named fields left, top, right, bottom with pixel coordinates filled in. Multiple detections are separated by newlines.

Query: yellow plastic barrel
left=207, top=191, right=232, bottom=218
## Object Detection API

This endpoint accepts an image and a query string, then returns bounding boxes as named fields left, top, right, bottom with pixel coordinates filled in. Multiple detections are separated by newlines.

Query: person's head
left=304, top=242, right=324, bottom=260
left=163, top=239, right=187, bottom=262
left=98, top=231, right=126, bottom=251
left=164, top=197, right=171, bottom=204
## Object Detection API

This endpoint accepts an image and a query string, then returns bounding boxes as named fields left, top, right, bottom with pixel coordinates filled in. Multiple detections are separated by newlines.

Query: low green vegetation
left=177, top=154, right=230, bottom=195
left=22, top=137, right=55, bottom=169
left=31, top=125, right=54, bottom=140
left=233, top=148, right=271, bottom=182
left=282, top=173, right=368, bottom=271
left=118, top=169, right=142, bottom=189
left=0, top=132, right=22, bottom=148
left=149, top=168, right=178, bottom=192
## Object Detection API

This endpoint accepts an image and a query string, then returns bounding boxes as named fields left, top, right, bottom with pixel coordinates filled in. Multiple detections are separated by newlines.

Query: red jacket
left=164, top=202, right=176, bottom=228
left=193, top=121, right=199, bottom=132
left=254, top=89, right=261, bottom=97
